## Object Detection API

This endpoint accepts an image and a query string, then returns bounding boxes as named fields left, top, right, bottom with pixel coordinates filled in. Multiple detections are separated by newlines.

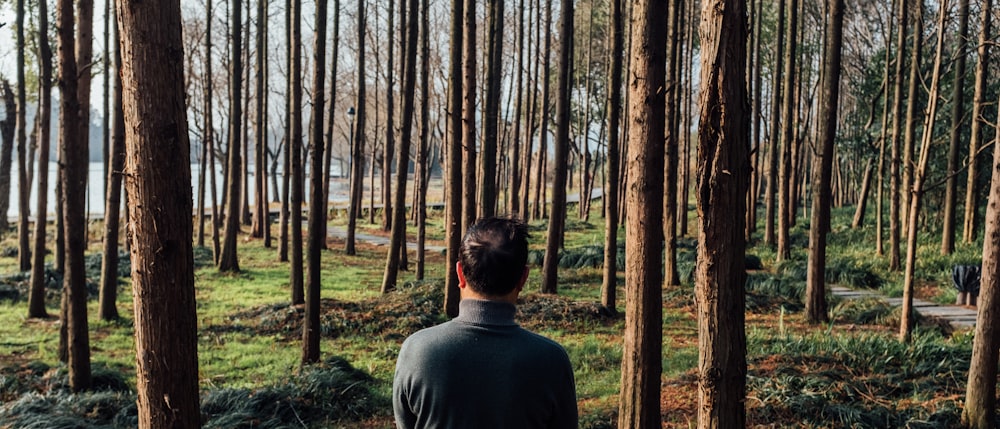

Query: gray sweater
left=393, top=299, right=578, bottom=429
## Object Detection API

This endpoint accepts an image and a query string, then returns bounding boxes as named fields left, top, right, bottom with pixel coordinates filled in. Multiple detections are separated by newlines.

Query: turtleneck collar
left=455, top=299, right=518, bottom=326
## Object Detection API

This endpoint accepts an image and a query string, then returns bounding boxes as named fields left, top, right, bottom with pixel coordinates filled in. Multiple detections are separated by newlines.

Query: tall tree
left=27, top=0, right=53, bottom=319
left=461, top=0, right=477, bottom=232
left=942, top=0, right=970, bottom=255
left=251, top=0, right=269, bottom=241
left=480, top=0, right=502, bottom=218
left=888, top=0, right=907, bottom=271
left=962, top=73, right=1000, bottom=429
left=540, top=0, right=572, bottom=295
left=16, top=0, right=30, bottom=273
left=443, top=0, right=464, bottom=317
left=900, top=0, right=947, bottom=342
left=118, top=0, right=201, bottom=421
left=98, top=8, right=123, bottom=321
left=415, top=0, right=430, bottom=279
left=776, top=0, right=798, bottom=261
left=58, top=0, right=91, bottom=391
left=346, top=0, right=367, bottom=256
left=217, top=0, right=244, bottom=272
left=509, top=0, right=525, bottom=217
left=288, top=0, right=304, bottom=304
left=601, top=0, right=624, bottom=313
left=382, top=0, right=418, bottom=294
left=382, top=0, right=395, bottom=232
left=763, top=0, right=786, bottom=248
left=900, top=0, right=924, bottom=238
left=322, top=0, right=341, bottom=251
left=804, top=0, right=846, bottom=325
left=617, top=0, right=665, bottom=424
left=695, top=0, right=750, bottom=424
left=303, top=0, right=327, bottom=365
left=962, top=0, right=990, bottom=245
left=663, top=0, right=682, bottom=287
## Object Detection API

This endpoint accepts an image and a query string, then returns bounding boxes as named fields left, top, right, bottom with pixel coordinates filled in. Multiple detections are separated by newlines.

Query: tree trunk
left=251, top=0, right=268, bottom=241
left=346, top=0, right=367, bottom=255
left=382, top=0, right=418, bottom=294
left=118, top=0, right=201, bottom=420
left=540, top=0, right=571, bottom=295
left=27, top=2, right=53, bottom=319
left=416, top=0, right=429, bottom=280
left=0, top=85, right=13, bottom=235
left=289, top=0, right=304, bottom=304
left=962, top=0, right=989, bottom=245
left=763, top=0, right=786, bottom=248
left=16, top=0, right=30, bottom=273
left=480, top=0, right=502, bottom=219
left=98, top=10, right=122, bottom=321
left=662, top=0, right=682, bottom=287
left=900, top=0, right=947, bottom=343
left=900, top=0, right=923, bottom=242
left=383, top=0, right=395, bottom=232
left=888, top=0, right=907, bottom=271
left=533, top=0, right=552, bottom=222
left=218, top=0, right=244, bottom=272
left=321, top=0, right=340, bottom=251
left=695, top=0, right=750, bottom=425
left=461, top=0, right=477, bottom=233
left=875, top=6, right=893, bottom=255
left=602, top=0, right=624, bottom=314
left=776, top=0, right=798, bottom=261
left=962, top=68, right=1000, bottom=429
left=851, top=158, right=873, bottom=229
left=444, top=0, right=463, bottom=317
left=58, top=0, right=91, bottom=391
left=302, top=0, right=327, bottom=365
left=941, top=0, right=969, bottom=255
left=617, top=0, right=665, bottom=424
left=805, top=0, right=845, bottom=325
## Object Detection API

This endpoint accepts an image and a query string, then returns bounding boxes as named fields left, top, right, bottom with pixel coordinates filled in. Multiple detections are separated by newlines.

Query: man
left=393, top=217, right=578, bottom=429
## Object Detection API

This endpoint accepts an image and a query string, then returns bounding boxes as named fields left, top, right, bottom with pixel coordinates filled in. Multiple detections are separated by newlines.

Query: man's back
left=393, top=299, right=578, bottom=429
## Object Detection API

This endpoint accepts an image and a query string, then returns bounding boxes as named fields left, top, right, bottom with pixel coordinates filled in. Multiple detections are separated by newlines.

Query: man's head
left=458, top=217, right=530, bottom=299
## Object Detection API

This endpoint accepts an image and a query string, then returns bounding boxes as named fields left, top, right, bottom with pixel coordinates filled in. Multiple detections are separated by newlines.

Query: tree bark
left=346, top=0, right=367, bottom=255
left=851, top=158, right=873, bottom=229
left=251, top=0, right=269, bottom=241
left=888, top=0, right=907, bottom=271
left=540, top=0, right=572, bottom=295
left=941, top=0, right=969, bottom=255
left=695, top=0, right=749, bottom=425
left=962, top=0, right=989, bottom=245
left=900, top=0, right=946, bottom=343
left=602, top=0, right=624, bottom=313
left=98, top=11, right=123, bottom=321
left=461, top=0, right=477, bottom=233
left=289, top=0, right=304, bottom=304
left=662, top=0, right=681, bottom=287
left=383, top=0, right=395, bottom=232
left=480, top=0, right=502, bottom=218
left=962, top=66, right=1000, bottom=429
left=118, top=0, right=201, bottom=420
left=58, top=0, right=91, bottom=391
left=763, top=0, right=786, bottom=248
left=900, top=0, right=923, bottom=242
left=444, top=0, right=464, bottom=317
left=302, top=0, right=327, bottom=365
left=27, top=3, right=53, bottom=319
left=416, top=0, right=430, bottom=280
left=218, top=0, right=244, bottom=272
left=776, top=0, right=798, bottom=261
left=16, top=0, right=29, bottom=273
left=617, top=0, right=665, bottom=424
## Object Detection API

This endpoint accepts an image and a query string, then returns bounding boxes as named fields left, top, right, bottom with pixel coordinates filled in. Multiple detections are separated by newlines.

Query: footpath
left=829, top=285, right=978, bottom=330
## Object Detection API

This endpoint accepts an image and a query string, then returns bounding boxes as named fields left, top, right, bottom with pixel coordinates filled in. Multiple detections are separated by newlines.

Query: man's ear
left=456, top=261, right=468, bottom=289
left=516, top=266, right=529, bottom=292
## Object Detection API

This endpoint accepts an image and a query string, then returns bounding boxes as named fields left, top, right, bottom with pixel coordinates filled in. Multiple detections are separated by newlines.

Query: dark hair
left=459, top=217, right=530, bottom=297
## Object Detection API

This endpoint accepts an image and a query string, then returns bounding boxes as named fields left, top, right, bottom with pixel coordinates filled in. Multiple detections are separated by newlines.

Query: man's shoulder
left=517, top=328, right=572, bottom=359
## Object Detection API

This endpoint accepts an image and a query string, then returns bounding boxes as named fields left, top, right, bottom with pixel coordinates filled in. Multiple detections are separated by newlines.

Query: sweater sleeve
left=552, top=349, right=579, bottom=429
left=393, top=343, right=418, bottom=429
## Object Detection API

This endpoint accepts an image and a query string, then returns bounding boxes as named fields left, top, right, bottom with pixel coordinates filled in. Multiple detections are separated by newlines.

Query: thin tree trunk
left=851, top=158, right=873, bottom=229
left=764, top=0, right=786, bottom=248
left=346, top=0, right=366, bottom=255
left=540, top=0, right=571, bottom=295
left=617, top=0, right=665, bottom=423
left=416, top=0, right=429, bottom=280
left=888, top=0, right=907, bottom=271
left=901, top=0, right=946, bottom=343
left=218, top=0, right=244, bottom=272
left=59, top=0, right=91, bottom=391
left=461, top=0, right=477, bottom=233
left=251, top=0, right=268, bottom=240
left=27, top=2, right=52, bottom=319
left=383, top=0, right=395, bottom=232
left=302, top=0, right=327, bottom=365
left=289, top=0, right=304, bottom=303
left=776, top=0, right=797, bottom=261
left=962, top=0, right=989, bottom=245
left=662, top=0, right=681, bottom=287
left=98, top=10, right=123, bottom=321
left=16, top=0, right=29, bottom=273
left=601, top=0, right=624, bottom=313
left=443, top=0, right=463, bottom=317
left=900, top=0, right=924, bottom=241
left=942, top=0, right=969, bottom=254
left=480, top=0, right=502, bottom=219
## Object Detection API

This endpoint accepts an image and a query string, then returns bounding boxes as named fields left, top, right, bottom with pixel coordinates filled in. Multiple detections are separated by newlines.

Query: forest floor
left=0, top=204, right=989, bottom=428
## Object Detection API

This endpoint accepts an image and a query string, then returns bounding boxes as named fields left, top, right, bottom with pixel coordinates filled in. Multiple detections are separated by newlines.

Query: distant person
left=392, top=217, right=578, bottom=429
